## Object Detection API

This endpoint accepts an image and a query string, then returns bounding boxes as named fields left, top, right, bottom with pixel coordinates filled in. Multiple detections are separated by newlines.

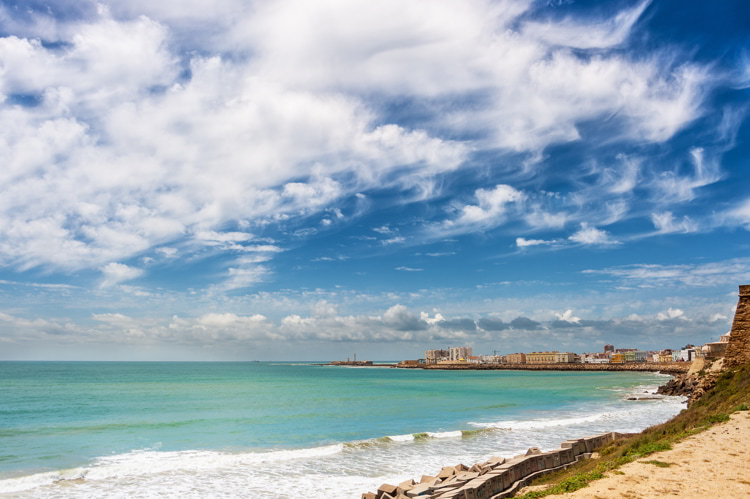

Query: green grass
left=516, top=362, right=750, bottom=499
left=642, top=460, right=673, bottom=468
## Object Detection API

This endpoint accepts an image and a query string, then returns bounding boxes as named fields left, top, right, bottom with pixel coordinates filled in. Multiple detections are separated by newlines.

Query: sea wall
left=361, top=432, right=620, bottom=499
left=403, top=362, right=689, bottom=375
left=724, top=285, right=750, bottom=368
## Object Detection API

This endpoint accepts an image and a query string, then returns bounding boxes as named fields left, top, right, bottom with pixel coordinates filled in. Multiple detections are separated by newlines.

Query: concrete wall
left=366, top=432, right=619, bottom=499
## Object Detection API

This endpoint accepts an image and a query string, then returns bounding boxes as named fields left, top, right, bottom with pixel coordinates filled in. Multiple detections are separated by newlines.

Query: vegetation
left=642, top=460, right=673, bottom=468
left=517, top=362, right=750, bottom=499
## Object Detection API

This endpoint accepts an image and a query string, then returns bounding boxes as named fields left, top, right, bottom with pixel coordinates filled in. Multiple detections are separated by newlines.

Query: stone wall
left=724, top=285, right=750, bottom=368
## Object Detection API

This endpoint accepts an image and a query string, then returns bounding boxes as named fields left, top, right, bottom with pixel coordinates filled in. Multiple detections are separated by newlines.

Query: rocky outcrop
left=656, top=372, right=719, bottom=407
left=724, top=285, right=750, bottom=368
left=657, top=373, right=697, bottom=397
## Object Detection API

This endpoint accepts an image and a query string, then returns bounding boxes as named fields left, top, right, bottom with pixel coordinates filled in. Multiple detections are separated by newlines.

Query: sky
left=0, top=0, right=749, bottom=361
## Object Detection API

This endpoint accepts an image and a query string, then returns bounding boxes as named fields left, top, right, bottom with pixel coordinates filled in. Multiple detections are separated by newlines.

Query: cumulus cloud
left=657, top=307, right=686, bottom=321
left=568, top=223, right=619, bottom=245
left=99, top=262, right=144, bottom=288
left=0, top=0, right=721, bottom=278
left=555, top=309, right=581, bottom=324
left=440, top=185, right=524, bottom=235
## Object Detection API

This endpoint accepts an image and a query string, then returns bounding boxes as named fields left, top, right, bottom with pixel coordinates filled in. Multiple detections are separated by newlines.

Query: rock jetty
left=361, top=433, right=620, bottom=499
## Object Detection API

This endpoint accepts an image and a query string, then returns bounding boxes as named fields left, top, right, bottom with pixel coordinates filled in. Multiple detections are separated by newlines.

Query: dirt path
left=563, top=411, right=750, bottom=499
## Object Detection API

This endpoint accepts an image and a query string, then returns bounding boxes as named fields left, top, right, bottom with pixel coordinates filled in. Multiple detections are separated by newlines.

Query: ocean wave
left=468, top=412, right=608, bottom=430
left=0, top=444, right=346, bottom=494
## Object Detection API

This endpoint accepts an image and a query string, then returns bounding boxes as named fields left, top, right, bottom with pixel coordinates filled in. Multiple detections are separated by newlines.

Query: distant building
left=424, top=349, right=449, bottom=364
left=398, top=359, right=424, bottom=366
left=555, top=352, right=577, bottom=363
left=479, top=355, right=505, bottom=364
left=703, top=331, right=731, bottom=359
left=603, top=344, right=614, bottom=353
left=610, top=353, right=625, bottom=364
left=449, top=346, right=472, bottom=362
left=659, top=350, right=673, bottom=363
left=680, top=348, right=696, bottom=362
left=527, top=351, right=558, bottom=364
left=582, top=353, right=608, bottom=364
left=506, top=353, right=526, bottom=364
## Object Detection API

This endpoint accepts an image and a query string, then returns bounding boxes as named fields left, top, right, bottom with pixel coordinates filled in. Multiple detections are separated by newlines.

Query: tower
left=723, top=285, right=750, bottom=367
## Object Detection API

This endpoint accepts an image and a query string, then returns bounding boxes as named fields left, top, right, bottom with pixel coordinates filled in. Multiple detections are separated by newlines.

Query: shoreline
left=322, top=362, right=690, bottom=375
left=358, top=370, right=684, bottom=499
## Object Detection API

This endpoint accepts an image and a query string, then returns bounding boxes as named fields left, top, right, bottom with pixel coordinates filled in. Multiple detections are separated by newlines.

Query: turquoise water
left=0, top=362, right=684, bottom=497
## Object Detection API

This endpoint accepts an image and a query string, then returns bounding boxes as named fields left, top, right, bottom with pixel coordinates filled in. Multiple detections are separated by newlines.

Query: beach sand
left=559, top=410, right=750, bottom=499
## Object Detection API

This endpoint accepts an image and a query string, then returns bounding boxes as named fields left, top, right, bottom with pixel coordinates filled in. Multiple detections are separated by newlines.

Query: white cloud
left=156, top=247, right=178, bottom=258
left=195, top=231, right=254, bottom=244
left=583, top=258, right=750, bottom=287
left=516, top=237, right=554, bottom=248
left=373, top=225, right=395, bottom=234
left=568, top=223, right=619, bottom=245
left=0, top=0, right=720, bottom=276
left=99, top=263, right=144, bottom=288
left=709, top=313, right=728, bottom=323
left=724, top=198, right=750, bottom=230
left=651, top=211, right=698, bottom=234
left=651, top=148, right=722, bottom=204
left=522, top=0, right=650, bottom=49
left=219, top=265, right=271, bottom=291
left=441, top=184, right=524, bottom=234
left=657, top=307, right=685, bottom=321
left=382, top=236, right=406, bottom=245
left=395, top=266, right=423, bottom=272
left=555, top=309, right=581, bottom=324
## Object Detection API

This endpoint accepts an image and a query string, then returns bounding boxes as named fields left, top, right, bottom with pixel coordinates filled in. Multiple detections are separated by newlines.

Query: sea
left=0, top=362, right=685, bottom=498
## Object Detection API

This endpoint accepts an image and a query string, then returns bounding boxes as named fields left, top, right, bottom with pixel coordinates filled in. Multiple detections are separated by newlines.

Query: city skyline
left=1, top=0, right=749, bottom=360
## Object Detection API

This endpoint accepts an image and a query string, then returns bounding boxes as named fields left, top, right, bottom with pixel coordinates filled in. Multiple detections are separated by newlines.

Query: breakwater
left=397, top=362, right=689, bottom=375
left=361, top=432, right=620, bottom=499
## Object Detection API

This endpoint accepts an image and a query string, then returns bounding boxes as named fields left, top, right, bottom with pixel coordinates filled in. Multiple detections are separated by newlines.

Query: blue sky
left=0, top=0, right=749, bottom=360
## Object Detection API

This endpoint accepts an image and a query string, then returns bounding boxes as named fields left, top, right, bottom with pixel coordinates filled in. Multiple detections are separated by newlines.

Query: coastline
left=321, top=362, right=690, bottom=375
left=395, top=362, right=689, bottom=375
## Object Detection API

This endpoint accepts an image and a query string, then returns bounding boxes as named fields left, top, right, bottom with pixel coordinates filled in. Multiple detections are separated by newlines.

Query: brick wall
left=724, top=285, right=750, bottom=367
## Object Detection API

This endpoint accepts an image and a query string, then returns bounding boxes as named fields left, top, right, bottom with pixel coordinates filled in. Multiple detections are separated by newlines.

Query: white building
left=449, top=346, right=472, bottom=361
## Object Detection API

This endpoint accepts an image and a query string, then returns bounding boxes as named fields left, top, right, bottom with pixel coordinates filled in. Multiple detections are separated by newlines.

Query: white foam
left=387, top=434, right=415, bottom=442
left=427, top=431, right=463, bottom=439
left=0, top=444, right=345, bottom=494
left=469, top=412, right=607, bottom=430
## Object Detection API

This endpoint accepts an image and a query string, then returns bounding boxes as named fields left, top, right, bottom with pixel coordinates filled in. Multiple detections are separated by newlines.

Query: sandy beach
left=558, top=411, right=750, bottom=499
